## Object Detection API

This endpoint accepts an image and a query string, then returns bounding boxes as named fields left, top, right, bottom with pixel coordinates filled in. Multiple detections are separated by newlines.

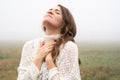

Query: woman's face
left=43, top=6, right=63, bottom=29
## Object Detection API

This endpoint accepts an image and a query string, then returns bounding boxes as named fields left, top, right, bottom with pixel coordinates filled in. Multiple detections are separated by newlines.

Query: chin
left=43, top=19, right=53, bottom=26
left=42, top=19, right=60, bottom=28
left=43, top=16, right=52, bottom=23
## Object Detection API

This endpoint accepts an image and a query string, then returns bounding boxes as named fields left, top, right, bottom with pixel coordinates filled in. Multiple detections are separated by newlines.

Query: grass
left=0, top=41, right=120, bottom=80
left=0, top=41, right=23, bottom=80
left=78, top=42, right=120, bottom=80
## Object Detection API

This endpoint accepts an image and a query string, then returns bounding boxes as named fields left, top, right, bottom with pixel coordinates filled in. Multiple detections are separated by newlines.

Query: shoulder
left=59, top=41, right=78, bottom=59
left=22, top=38, right=41, bottom=50
left=64, top=41, right=78, bottom=50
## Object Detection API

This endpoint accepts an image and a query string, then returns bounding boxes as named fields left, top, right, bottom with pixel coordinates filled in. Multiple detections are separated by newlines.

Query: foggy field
left=78, top=42, right=120, bottom=80
left=0, top=41, right=120, bottom=80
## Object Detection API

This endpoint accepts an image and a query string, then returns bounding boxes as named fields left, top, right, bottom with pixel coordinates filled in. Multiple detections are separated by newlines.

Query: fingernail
left=42, top=41, right=45, bottom=45
left=54, top=40, right=57, bottom=42
left=40, top=41, right=45, bottom=47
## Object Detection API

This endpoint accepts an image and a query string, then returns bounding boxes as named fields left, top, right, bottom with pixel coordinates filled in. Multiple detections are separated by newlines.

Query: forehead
left=51, top=6, right=61, bottom=11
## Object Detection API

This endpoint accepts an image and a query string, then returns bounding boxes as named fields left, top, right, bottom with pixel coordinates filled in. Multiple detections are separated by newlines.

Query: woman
left=17, top=4, right=81, bottom=80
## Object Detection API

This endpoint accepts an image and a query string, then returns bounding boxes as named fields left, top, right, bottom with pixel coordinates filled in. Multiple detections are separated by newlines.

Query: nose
left=47, top=9, right=54, bottom=15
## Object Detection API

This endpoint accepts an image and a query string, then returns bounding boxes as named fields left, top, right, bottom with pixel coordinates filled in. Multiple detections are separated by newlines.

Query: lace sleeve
left=17, top=40, right=42, bottom=80
left=48, top=41, right=81, bottom=80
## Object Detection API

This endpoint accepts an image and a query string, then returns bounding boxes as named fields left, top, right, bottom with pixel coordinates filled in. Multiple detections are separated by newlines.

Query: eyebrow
left=55, top=9, right=60, bottom=12
left=49, top=8, right=61, bottom=12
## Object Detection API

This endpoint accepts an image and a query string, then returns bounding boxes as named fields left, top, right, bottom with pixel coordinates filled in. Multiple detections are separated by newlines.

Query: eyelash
left=56, top=12, right=60, bottom=14
left=48, top=9, right=60, bottom=15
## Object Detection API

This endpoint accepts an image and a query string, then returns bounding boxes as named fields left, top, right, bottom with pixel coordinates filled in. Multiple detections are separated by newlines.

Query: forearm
left=46, top=60, right=56, bottom=70
left=33, top=56, right=43, bottom=70
left=17, top=63, right=42, bottom=80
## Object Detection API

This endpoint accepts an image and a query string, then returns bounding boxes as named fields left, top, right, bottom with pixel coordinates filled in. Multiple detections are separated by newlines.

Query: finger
left=47, top=40, right=56, bottom=43
left=45, top=44, right=56, bottom=49
left=46, top=45, right=55, bottom=51
left=47, top=48, right=53, bottom=53
left=45, top=41, right=56, bottom=46
left=47, top=46, right=55, bottom=50
left=40, top=41, right=45, bottom=47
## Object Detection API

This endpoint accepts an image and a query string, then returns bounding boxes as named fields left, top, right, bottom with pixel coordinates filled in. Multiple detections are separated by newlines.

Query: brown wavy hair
left=44, top=4, right=81, bottom=64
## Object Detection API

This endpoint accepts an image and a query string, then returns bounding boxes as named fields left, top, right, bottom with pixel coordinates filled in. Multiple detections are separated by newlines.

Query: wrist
left=33, top=56, right=43, bottom=69
left=34, top=55, right=44, bottom=62
left=46, top=60, right=56, bottom=70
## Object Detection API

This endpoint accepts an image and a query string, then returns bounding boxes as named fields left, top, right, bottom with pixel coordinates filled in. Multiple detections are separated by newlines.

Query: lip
left=46, top=14, right=53, bottom=18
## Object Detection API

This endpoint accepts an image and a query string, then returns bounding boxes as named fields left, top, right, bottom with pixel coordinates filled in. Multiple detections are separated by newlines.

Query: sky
left=0, top=0, right=120, bottom=42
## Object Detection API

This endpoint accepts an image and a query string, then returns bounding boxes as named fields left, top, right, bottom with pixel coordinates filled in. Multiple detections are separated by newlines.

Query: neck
left=43, top=26, right=61, bottom=41
left=45, top=27, right=60, bottom=36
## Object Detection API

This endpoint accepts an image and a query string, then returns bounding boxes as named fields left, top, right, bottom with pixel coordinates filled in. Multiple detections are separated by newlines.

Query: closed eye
left=48, top=8, right=61, bottom=15
left=56, top=11, right=60, bottom=14
left=55, top=9, right=61, bottom=15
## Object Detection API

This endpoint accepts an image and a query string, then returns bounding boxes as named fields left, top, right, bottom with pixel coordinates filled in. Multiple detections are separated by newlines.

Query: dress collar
left=43, top=34, right=61, bottom=41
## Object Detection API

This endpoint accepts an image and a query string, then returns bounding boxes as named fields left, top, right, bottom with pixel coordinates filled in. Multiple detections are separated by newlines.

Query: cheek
left=54, top=17, right=63, bottom=27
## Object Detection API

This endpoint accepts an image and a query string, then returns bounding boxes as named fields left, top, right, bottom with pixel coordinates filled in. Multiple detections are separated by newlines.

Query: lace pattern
left=17, top=38, right=81, bottom=80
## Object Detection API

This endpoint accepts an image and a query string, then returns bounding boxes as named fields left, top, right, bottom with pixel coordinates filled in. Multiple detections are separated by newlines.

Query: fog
left=0, top=0, right=120, bottom=42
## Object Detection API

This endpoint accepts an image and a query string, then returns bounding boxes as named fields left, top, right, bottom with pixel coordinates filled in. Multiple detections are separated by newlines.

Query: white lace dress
left=17, top=37, right=81, bottom=80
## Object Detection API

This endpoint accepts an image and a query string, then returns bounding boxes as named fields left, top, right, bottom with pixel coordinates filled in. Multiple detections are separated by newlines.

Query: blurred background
left=0, top=0, right=120, bottom=80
